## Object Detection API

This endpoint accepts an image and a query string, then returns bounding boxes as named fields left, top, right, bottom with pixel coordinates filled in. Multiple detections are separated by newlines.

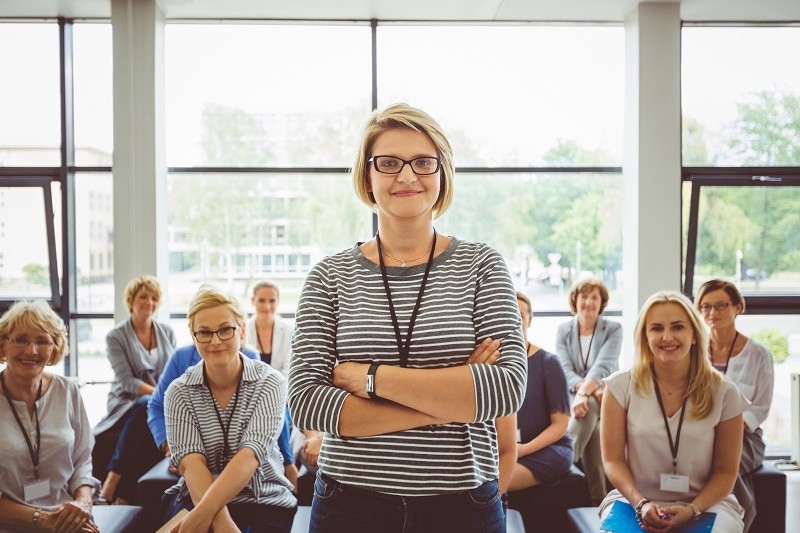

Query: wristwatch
left=689, top=503, right=701, bottom=520
left=576, top=389, right=589, bottom=397
left=366, top=363, right=381, bottom=400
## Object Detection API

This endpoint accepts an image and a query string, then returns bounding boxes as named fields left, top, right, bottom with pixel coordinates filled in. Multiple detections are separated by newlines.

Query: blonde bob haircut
left=187, top=286, right=247, bottom=331
left=631, top=290, right=720, bottom=419
left=0, top=300, right=68, bottom=366
left=124, top=275, right=163, bottom=314
left=352, top=103, right=455, bottom=218
left=568, top=278, right=610, bottom=315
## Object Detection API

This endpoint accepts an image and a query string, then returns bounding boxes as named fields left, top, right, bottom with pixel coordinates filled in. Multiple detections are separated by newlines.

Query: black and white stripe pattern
left=288, top=237, right=527, bottom=496
left=165, top=355, right=296, bottom=508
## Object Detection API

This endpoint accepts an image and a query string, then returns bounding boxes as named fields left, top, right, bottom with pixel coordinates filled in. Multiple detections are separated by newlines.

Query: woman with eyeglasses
left=94, top=275, right=176, bottom=504
left=555, top=278, right=622, bottom=505
left=695, top=279, right=774, bottom=532
left=288, top=103, right=527, bottom=532
left=0, top=301, right=99, bottom=533
left=162, top=287, right=296, bottom=533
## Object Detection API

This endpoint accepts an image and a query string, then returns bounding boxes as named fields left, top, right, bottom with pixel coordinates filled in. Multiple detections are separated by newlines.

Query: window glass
left=75, top=173, right=114, bottom=312
left=165, top=24, right=372, bottom=167
left=73, top=23, right=113, bottom=166
left=436, top=172, right=623, bottom=312
left=0, top=183, right=62, bottom=300
left=682, top=26, right=800, bottom=166
left=687, top=185, right=800, bottom=295
left=0, top=23, right=61, bottom=166
left=166, top=172, right=372, bottom=314
left=378, top=25, right=624, bottom=167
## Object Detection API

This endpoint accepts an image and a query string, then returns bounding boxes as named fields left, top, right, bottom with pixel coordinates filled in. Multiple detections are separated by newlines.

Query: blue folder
left=600, top=500, right=717, bottom=532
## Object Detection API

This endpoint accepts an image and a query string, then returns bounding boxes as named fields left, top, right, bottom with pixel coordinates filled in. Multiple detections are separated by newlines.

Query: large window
left=682, top=25, right=800, bottom=454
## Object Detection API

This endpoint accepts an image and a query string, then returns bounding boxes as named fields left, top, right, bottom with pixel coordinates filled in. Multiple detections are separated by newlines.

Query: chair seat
left=290, top=506, right=311, bottom=533
left=137, top=457, right=180, bottom=531
left=566, top=507, right=601, bottom=533
left=93, top=505, right=143, bottom=533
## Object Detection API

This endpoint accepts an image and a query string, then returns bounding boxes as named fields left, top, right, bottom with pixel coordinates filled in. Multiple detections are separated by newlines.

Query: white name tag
left=660, top=473, right=690, bottom=493
left=24, top=479, right=50, bottom=502
left=516, top=429, right=522, bottom=443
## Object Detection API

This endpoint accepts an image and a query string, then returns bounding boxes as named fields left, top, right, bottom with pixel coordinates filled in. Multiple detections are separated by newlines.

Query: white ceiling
left=1, top=0, right=799, bottom=22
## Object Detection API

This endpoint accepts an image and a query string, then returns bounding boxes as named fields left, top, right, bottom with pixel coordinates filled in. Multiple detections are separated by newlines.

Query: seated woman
left=163, top=287, right=296, bottom=533
left=508, top=292, right=573, bottom=492
left=94, top=275, right=176, bottom=504
left=0, top=301, right=99, bottom=532
left=555, top=278, right=622, bottom=504
left=696, top=279, right=774, bottom=532
left=246, top=281, right=293, bottom=376
left=600, top=290, right=746, bottom=532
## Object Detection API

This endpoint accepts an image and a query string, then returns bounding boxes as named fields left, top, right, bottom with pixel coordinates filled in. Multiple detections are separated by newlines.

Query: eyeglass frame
left=368, top=155, right=442, bottom=175
left=192, top=326, right=239, bottom=344
left=5, top=336, right=56, bottom=350
left=698, top=302, right=732, bottom=314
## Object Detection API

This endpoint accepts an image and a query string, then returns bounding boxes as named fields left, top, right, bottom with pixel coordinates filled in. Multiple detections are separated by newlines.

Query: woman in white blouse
left=245, top=281, right=293, bottom=376
left=0, top=301, right=98, bottom=533
left=696, top=279, right=774, bottom=532
left=163, top=287, right=296, bottom=533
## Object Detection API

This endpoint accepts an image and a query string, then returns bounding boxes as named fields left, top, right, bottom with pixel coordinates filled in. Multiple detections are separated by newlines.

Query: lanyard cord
left=652, top=368, right=688, bottom=475
left=710, top=331, right=739, bottom=375
left=1, top=370, right=43, bottom=480
left=203, top=363, right=243, bottom=458
left=376, top=230, right=437, bottom=368
left=578, top=319, right=598, bottom=374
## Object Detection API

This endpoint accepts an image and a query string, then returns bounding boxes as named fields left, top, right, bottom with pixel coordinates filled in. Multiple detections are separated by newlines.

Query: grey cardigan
left=555, top=315, right=622, bottom=393
left=93, top=318, right=176, bottom=436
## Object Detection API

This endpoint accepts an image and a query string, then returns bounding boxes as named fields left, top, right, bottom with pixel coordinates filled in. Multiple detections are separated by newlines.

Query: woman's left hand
left=52, top=500, right=93, bottom=533
left=171, top=506, right=215, bottom=533
left=332, top=362, right=370, bottom=398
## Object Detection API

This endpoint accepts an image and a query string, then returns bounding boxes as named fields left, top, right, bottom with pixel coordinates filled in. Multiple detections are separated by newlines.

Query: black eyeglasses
left=193, top=326, right=238, bottom=344
left=368, top=155, right=441, bottom=175
left=698, top=302, right=731, bottom=314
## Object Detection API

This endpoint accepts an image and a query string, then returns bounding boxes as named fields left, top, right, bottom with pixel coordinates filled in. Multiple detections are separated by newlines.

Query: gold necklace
left=379, top=248, right=430, bottom=267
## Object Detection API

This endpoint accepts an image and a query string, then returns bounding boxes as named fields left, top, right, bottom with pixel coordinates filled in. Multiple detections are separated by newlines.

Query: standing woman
left=94, top=275, right=176, bottom=504
left=289, top=103, right=527, bottom=532
left=246, top=281, right=293, bottom=376
left=555, top=278, right=622, bottom=504
left=0, top=301, right=99, bottom=533
left=163, top=287, right=296, bottom=532
left=696, top=279, right=774, bottom=532
left=600, top=291, right=745, bottom=532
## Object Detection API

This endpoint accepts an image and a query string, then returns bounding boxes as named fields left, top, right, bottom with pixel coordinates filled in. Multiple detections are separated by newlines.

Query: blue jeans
left=310, top=473, right=505, bottom=533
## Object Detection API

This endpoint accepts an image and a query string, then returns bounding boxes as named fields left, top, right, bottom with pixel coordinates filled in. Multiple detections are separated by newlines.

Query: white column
left=622, top=2, right=682, bottom=364
left=111, top=0, right=168, bottom=321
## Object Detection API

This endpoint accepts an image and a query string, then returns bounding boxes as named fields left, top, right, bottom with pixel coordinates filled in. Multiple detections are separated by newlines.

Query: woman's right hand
left=637, top=501, right=674, bottom=532
left=571, top=394, right=589, bottom=419
left=466, top=337, right=501, bottom=365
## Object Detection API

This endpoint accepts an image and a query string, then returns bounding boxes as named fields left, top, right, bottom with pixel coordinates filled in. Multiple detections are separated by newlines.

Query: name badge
left=660, top=473, right=689, bottom=493
left=516, top=429, right=522, bottom=443
left=24, top=479, right=50, bottom=502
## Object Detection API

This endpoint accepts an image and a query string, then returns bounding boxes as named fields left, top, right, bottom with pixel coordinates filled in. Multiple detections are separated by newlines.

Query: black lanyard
left=376, top=230, right=437, bottom=368
left=202, top=363, right=243, bottom=460
left=577, top=320, right=598, bottom=374
left=710, top=331, right=739, bottom=375
left=1, top=370, right=43, bottom=480
left=652, top=370, right=688, bottom=475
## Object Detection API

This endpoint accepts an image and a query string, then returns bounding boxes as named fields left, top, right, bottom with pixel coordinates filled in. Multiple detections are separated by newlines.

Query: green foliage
left=730, top=91, right=800, bottom=165
left=200, top=103, right=273, bottom=166
left=750, top=328, right=789, bottom=364
left=22, top=263, right=48, bottom=285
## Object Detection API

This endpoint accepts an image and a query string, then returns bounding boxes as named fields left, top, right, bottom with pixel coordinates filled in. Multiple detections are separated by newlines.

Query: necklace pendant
left=400, top=260, right=407, bottom=267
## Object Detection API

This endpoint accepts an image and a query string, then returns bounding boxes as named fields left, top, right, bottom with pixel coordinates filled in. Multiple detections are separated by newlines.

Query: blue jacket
left=147, top=344, right=293, bottom=465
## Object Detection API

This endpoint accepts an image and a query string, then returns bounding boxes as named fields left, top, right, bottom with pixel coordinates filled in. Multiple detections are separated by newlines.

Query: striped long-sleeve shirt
left=288, top=237, right=527, bottom=496
left=164, top=354, right=296, bottom=509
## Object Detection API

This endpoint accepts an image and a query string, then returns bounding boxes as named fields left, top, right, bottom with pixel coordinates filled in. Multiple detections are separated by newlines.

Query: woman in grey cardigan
left=555, top=278, right=622, bottom=505
left=94, top=275, right=176, bottom=503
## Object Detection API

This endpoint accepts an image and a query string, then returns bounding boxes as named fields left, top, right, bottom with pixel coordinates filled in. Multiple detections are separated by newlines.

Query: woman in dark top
left=509, top=292, right=573, bottom=491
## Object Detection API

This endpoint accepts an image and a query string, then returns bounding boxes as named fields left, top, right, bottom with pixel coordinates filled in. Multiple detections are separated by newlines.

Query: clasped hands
left=637, top=501, right=695, bottom=532
left=39, top=500, right=97, bottom=533
left=332, top=337, right=502, bottom=398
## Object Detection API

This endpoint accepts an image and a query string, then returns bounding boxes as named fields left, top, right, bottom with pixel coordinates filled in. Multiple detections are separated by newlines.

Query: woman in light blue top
left=94, top=275, right=176, bottom=503
left=555, top=278, right=622, bottom=504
